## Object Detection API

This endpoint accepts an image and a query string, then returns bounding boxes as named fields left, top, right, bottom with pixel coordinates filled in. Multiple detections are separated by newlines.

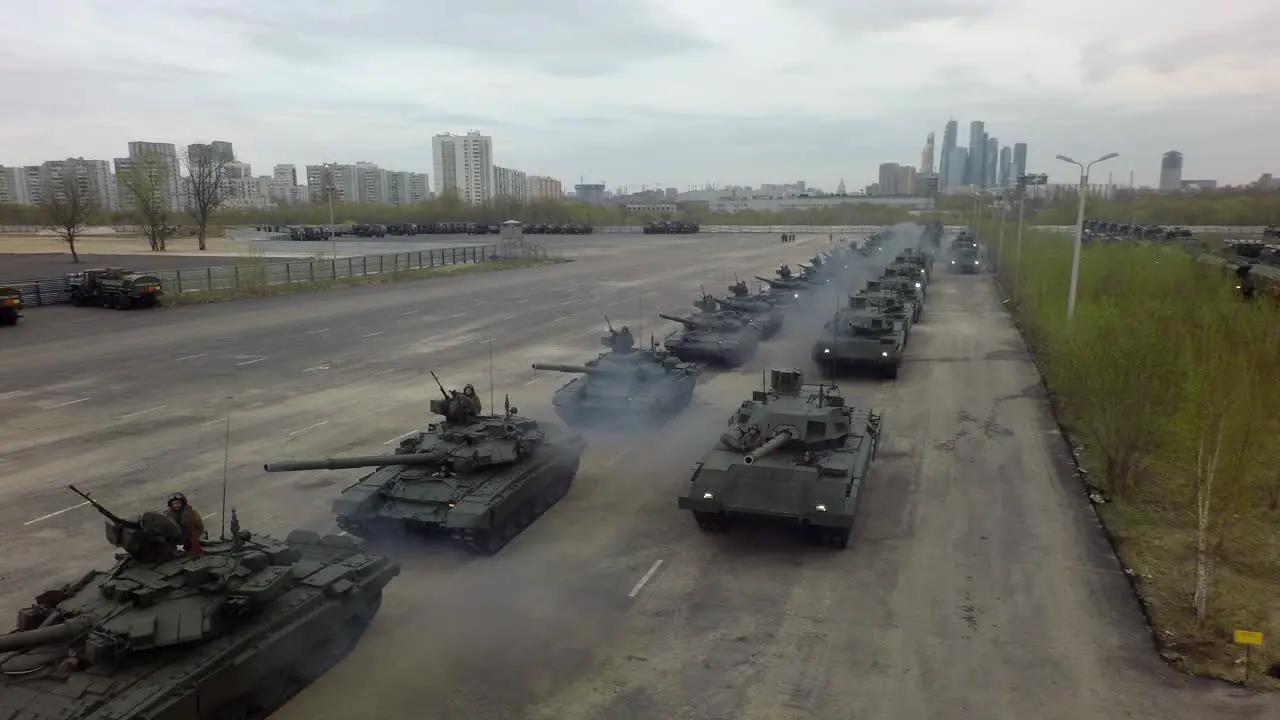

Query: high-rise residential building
left=920, top=132, right=935, bottom=174
left=0, top=165, right=31, bottom=204
left=495, top=167, right=529, bottom=201
left=305, top=163, right=358, bottom=203
left=527, top=175, right=563, bottom=200
left=966, top=121, right=985, bottom=187
left=1012, top=143, right=1027, bottom=181
left=186, top=142, right=235, bottom=165
left=897, top=166, right=918, bottom=195
left=39, top=158, right=118, bottom=211
left=985, top=137, right=998, bottom=187
left=877, top=163, right=901, bottom=195
left=387, top=172, right=430, bottom=205
left=116, top=141, right=183, bottom=212
left=432, top=131, right=495, bottom=204
left=1159, top=151, right=1184, bottom=191
left=940, top=120, right=958, bottom=192
left=272, top=164, right=298, bottom=186
left=945, top=147, right=968, bottom=190
left=999, top=146, right=1012, bottom=187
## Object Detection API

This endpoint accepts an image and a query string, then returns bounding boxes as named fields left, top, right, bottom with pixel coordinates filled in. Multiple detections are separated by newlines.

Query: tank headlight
left=703, top=492, right=714, bottom=499
left=815, top=504, right=827, bottom=512
left=822, top=348, right=831, bottom=354
left=914, top=282, right=922, bottom=288
left=974, top=260, right=980, bottom=265
left=951, top=260, right=956, bottom=264
left=881, top=351, right=889, bottom=357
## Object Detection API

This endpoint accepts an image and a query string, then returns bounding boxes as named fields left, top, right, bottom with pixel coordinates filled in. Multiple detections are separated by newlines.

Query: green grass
left=164, top=258, right=565, bottom=306
left=983, top=224, right=1280, bottom=688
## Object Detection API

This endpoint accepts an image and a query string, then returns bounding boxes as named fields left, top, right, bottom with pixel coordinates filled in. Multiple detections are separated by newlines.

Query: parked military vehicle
left=660, top=312, right=761, bottom=367
left=866, top=278, right=923, bottom=322
left=0, top=286, right=22, bottom=326
left=810, top=312, right=908, bottom=379
left=848, top=290, right=913, bottom=333
left=897, top=248, right=934, bottom=277
left=712, top=291, right=784, bottom=339
left=884, top=259, right=928, bottom=289
left=66, top=268, right=164, bottom=309
left=0, top=486, right=399, bottom=720
left=531, top=321, right=700, bottom=426
left=264, top=376, right=585, bottom=555
left=643, top=221, right=699, bottom=234
left=677, top=368, right=882, bottom=548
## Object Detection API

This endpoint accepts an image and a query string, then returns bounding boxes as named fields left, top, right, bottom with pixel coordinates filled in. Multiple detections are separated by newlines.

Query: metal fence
left=6, top=245, right=497, bottom=307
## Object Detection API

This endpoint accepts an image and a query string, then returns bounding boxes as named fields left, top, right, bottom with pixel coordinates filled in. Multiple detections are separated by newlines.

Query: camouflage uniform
left=165, top=492, right=205, bottom=553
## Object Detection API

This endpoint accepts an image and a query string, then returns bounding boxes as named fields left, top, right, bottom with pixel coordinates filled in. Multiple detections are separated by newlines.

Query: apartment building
left=387, top=171, right=430, bottom=205
left=40, top=158, right=118, bottom=210
left=432, top=131, right=494, bottom=204
left=304, top=163, right=358, bottom=203
left=494, top=166, right=529, bottom=201
left=0, top=166, right=30, bottom=204
left=526, top=175, right=563, bottom=200
left=115, top=141, right=183, bottom=212
left=224, top=176, right=273, bottom=208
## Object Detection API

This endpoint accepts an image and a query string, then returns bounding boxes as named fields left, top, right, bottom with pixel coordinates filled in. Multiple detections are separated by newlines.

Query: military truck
left=0, top=486, right=399, bottom=720
left=810, top=313, right=908, bottom=379
left=264, top=375, right=586, bottom=555
left=66, top=268, right=164, bottom=309
left=0, top=286, right=22, bottom=326
left=677, top=368, right=882, bottom=548
left=661, top=311, right=761, bottom=367
left=532, top=322, right=701, bottom=425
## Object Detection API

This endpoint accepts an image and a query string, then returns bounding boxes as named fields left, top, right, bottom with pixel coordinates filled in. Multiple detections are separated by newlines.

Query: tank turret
left=263, top=452, right=443, bottom=473
left=743, top=430, right=794, bottom=465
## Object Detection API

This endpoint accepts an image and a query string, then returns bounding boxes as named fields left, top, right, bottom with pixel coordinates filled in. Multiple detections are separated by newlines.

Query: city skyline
left=1, top=2, right=1274, bottom=189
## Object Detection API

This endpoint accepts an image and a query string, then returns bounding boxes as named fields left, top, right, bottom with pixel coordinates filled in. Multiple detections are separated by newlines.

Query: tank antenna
left=830, top=291, right=839, bottom=379
left=488, top=336, right=495, bottom=417
left=637, top=294, right=643, bottom=342
left=220, top=397, right=232, bottom=540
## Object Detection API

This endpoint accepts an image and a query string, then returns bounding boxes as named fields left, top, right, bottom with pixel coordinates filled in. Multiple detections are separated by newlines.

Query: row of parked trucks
left=257, top=222, right=597, bottom=240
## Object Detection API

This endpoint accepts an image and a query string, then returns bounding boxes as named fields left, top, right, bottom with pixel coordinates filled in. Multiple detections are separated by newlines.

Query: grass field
left=983, top=226, right=1280, bottom=688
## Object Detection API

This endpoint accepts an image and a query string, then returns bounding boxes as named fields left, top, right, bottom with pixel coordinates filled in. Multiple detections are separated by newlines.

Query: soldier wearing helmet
left=165, top=492, right=206, bottom=554
left=461, top=384, right=483, bottom=414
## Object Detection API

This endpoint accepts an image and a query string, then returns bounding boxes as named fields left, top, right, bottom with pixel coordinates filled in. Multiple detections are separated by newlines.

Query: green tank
left=810, top=311, right=908, bottom=379
left=0, top=286, right=22, bottom=326
left=531, top=322, right=701, bottom=426
left=712, top=293, right=784, bottom=339
left=0, top=486, right=399, bottom=720
left=263, top=376, right=586, bottom=555
left=678, top=369, right=882, bottom=548
left=868, top=277, right=924, bottom=321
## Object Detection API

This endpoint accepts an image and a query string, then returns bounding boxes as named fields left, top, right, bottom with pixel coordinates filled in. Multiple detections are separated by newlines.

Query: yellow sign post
left=1233, top=630, right=1264, bottom=684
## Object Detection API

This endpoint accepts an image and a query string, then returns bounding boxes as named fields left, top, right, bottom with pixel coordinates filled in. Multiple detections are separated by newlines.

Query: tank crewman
left=165, top=492, right=205, bottom=554
left=462, top=384, right=483, bottom=414
left=742, top=424, right=763, bottom=450
left=779, top=264, right=792, bottom=279
left=614, top=325, right=635, bottom=350
left=1236, top=264, right=1257, bottom=299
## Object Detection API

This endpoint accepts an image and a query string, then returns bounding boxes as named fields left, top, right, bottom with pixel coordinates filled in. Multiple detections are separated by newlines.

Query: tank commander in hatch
left=742, top=424, right=763, bottom=450
left=165, top=492, right=206, bottom=554
left=614, top=325, right=635, bottom=350
left=461, top=384, right=483, bottom=414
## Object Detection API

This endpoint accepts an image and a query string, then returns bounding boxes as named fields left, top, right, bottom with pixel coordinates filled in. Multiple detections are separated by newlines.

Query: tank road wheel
left=693, top=511, right=728, bottom=532
left=826, top=528, right=851, bottom=550
left=118, top=295, right=133, bottom=310
left=291, top=590, right=383, bottom=682
left=467, top=527, right=508, bottom=556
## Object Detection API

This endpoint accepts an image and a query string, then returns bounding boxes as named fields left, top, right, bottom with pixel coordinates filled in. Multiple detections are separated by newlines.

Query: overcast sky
left=1, top=1, right=1275, bottom=191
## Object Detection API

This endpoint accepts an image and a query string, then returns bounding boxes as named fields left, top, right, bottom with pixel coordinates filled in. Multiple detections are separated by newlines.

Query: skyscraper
left=967, top=122, right=985, bottom=187
left=945, top=147, right=967, bottom=190
left=985, top=137, right=998, bottom=188
left=920, top=132, right=935, bottom=174
left=878, top=163, right=901, bottom=195
left=1159, top=151, right=1183, bottom=191
left=940, top=120, right=958, bottom=192
left=1013, top=143, right=1027, bottom=180
left=999, top=146, right=1012, bottom=186
left=432, top=131, right=495, bottom=204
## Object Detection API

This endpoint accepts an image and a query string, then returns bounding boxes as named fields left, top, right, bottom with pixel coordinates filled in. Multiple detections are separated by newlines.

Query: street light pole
left=996, top=199, right=1006, bottom=273
left=323, top=166, right=337, bottom=258
left=1013, top=174, right=1048, bottom=301
left=1057, top=152, right=1120, bottom=321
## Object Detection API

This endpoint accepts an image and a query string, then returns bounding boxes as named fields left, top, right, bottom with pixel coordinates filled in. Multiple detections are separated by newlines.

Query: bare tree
left=181, top=145, right=229, bottom=251
left=118, top=150, right=177, bottom=252
left=41, top=166, right=100, bottom=263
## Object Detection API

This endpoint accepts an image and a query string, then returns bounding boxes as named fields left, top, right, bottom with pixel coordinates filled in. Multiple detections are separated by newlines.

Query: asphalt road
left=0, top=230, right=1272, bottom=719
left=0, top=253, right=250, bottom=282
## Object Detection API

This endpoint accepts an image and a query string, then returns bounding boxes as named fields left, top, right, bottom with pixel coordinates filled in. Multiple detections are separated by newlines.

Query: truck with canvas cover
left=0, top=486, right=399, bottom=720
left=677, top=369, right=882, bottom=548
left=263, top=375, right=586, bottom=555
left=66, top=268, right=164, bottom=309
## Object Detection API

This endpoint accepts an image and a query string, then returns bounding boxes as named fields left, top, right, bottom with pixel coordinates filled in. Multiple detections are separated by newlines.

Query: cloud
left=0, top=1, right=1275, bottom=189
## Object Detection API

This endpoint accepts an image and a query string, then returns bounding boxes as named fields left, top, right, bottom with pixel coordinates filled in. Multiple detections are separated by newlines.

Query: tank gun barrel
left=743, top=430, right=794, bottom=465
left=263, top=452, right=441, bottom=473
left=530, top=363, right=607, bottom=375
left=0, top=616, right=93, bottom=653
left=658, top=313, right=699, bottom=327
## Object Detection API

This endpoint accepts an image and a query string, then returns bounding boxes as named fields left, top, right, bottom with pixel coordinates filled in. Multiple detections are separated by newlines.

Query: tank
left=755, top=275, right=807, bottom=293
left=712, top=294, right=784, bottom=339
left=0, top=486, right=399, bottom=720
left=810, top=312, right=908, bottom=379
left=677, top=369, right=882, bottom=548
left=848, top=290, right=914, bottom=331
left=660, top=312, right=761, bottom=367
left=530, top=324, right=701, bottom=426
left=871, top=275, right=925, bottom=320
left=263, top=377, right=586, bottom=555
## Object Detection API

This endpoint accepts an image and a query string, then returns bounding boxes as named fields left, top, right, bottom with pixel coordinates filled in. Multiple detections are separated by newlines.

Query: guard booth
left=499, top=220, right=535, bottom=260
